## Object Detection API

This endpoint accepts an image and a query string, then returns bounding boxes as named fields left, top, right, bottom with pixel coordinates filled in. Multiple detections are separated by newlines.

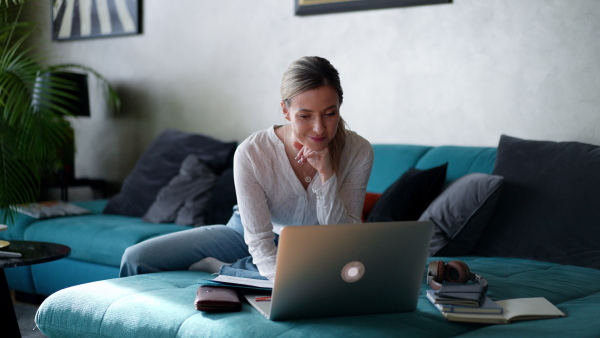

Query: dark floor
left=12, top=291, right=47, bottom=338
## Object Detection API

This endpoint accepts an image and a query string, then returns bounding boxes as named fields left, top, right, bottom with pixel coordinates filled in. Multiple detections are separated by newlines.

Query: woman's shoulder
left=338, top=130, right=373, bottom=173
left=345, top=130, right=373, bottom=154
left=236, top=126, right=280, bottom=154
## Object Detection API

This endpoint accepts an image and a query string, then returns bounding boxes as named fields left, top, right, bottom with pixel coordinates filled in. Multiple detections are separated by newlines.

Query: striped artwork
left=52, top=0, right=140, bottom=41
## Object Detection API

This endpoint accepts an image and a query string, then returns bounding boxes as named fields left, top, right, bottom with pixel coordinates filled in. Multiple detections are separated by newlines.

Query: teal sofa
left=0, top=143, right=494, bottom=297
left=6, top=133, right=600, bottom=337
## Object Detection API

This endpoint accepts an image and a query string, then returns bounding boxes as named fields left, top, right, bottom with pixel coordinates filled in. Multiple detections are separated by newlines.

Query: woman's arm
left=233, top=141, right=278, bottom=280
left=312, top=136, right=374, bottom=225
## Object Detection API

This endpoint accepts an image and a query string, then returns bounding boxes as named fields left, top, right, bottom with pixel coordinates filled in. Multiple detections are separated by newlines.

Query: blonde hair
left=281, top=56, right=347, bottom=172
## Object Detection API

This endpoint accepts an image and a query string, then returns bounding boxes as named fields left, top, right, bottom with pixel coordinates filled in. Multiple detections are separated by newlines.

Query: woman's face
left=282, top=85, right=340, bottom=152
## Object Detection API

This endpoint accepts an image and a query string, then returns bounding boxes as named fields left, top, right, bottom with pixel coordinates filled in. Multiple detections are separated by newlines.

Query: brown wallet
left=195, top=285, right=242, bottom=312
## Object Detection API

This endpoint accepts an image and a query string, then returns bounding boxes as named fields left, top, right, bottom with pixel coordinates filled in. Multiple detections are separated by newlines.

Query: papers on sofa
left=202, top=275, right=274, bottom=290
left=434, top=296, right=566, bottom=324
left=13, top=201, right=91, bottom=219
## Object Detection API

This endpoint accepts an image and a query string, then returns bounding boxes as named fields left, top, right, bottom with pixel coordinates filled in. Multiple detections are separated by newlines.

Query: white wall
left=25, top=0, right=600, bottom=185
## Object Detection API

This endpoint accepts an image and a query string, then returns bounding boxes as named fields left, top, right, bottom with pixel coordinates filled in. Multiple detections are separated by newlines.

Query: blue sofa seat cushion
left=23, top=200, right=192, bottom=267
left=35, top=257, right=600, bottom=338
left=473, top=135, right=600, bottom=269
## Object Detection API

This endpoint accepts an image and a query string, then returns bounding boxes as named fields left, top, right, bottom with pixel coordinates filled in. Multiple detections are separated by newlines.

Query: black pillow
left=472, top=135, right=600, bottom=269
left=142, top=155, right=218, bottom=225
left=419, top=173, right=503, bottom=256
left=367, top=163, right=447, bottom=222
left=103, top=129, right=236, bottom=217
left=203, top=168, right=237, bottom=225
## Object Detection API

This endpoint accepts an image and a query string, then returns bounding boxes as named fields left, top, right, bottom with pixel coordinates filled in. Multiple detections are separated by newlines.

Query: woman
left=119, top=56, right=373, bottom=281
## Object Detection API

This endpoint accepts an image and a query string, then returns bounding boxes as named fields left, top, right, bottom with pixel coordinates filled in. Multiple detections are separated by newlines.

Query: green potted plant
left=0, top=0, right=120, bottom=224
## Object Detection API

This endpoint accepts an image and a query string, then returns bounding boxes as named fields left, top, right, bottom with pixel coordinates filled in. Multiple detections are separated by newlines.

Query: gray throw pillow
left=203, top=168, right=237, bottom=225
left=419, top=173, right=503, bottom=256
left=103, top=129, right=236, bottom=217
left=143, top=155, right=218, bottom=225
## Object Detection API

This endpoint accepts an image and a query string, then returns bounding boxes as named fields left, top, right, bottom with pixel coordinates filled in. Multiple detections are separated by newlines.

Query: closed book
left=427, top=290, right=503, bottom=314
left=439, top=297, right=566, bottom=324
left=434, top=283, right=486, bottom=307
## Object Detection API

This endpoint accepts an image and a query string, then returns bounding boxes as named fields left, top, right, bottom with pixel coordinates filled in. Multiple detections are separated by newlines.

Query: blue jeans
left=119, top=209, right=270, bottom=280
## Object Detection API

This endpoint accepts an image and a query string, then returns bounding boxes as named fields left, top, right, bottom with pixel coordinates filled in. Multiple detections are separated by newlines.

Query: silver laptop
left=245, top=221, right=433, bottom=321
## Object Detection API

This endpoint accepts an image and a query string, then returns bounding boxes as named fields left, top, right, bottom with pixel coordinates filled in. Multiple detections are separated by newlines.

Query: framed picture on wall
left=295, top=0, right=451, bottom=16
left=52, top=0, right=142, bottom=41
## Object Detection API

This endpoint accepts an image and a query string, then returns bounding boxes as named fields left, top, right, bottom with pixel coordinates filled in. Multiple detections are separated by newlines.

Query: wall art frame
left=295, top=0, right=451, bottom=16
left=52, top=0, right=143, bottom=41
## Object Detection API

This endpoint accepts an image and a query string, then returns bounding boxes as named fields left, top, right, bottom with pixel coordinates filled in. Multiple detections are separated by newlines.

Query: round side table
left=1, top=240, right=71, bottom=338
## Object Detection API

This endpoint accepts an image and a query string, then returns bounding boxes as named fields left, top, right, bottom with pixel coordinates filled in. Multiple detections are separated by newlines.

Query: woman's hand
left=294, top=142, right=334, bottom=183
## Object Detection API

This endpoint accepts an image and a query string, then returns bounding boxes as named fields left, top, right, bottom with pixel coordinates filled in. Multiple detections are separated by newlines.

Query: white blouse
left=233, top=125, right=374, bottom=280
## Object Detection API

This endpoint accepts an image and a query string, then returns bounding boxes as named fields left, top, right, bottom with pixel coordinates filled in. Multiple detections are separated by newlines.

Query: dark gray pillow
left=103, top=129, right=236, bottom=217
left=143, top=155, right=218, bottom=225
left=366, top=163, right=447, bottom=222
left=203, top=168, right=237, bottom=225
left=419, top=173, right=503, bottom=256
left=472, top=135, right=600, bottom=270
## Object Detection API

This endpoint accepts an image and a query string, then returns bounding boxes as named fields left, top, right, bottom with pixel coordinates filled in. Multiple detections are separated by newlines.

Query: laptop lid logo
left=341, top=261, right=365, bottom=283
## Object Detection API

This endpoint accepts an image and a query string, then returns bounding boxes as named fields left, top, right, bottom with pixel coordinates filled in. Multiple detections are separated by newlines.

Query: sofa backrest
left=367, top=144, right=497, bottom=193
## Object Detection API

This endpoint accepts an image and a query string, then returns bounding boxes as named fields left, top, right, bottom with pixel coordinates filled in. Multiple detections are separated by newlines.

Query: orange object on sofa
left=361, top=192, right=382, bottom=222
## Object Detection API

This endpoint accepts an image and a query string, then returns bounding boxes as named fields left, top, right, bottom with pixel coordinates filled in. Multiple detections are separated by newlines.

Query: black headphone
left=427, top=260, right=488, bottom=292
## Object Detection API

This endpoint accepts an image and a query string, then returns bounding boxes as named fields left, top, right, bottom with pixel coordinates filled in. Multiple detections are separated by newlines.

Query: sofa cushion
left=419, top=173, right=503, bottom=256
left=103, top=129, right=236, bottom=218
left=203, top=168, right=237, bottom=225
left=367, top=145, right=433, bottom=193
left=23, top=201, right=192, bottom=267
left=143, top=155, right=218, bottom=226
left=367, top=163, right=447, bottom=222
left=415, top=146, right=497, bottom=184
left=472, top=135, right=600, bottom=269
left=35, top=258, right=600, bottom=338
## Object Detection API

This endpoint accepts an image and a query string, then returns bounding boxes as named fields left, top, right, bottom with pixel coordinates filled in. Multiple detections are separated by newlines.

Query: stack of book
left=427, top=289, right=566, bottom=324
